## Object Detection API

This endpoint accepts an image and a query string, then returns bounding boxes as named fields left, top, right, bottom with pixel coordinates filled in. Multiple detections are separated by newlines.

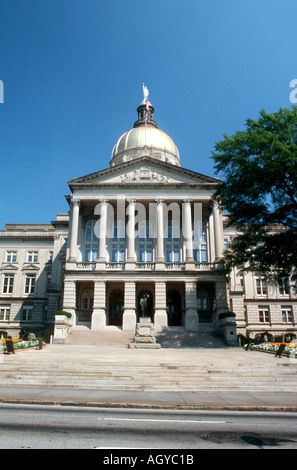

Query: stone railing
left=76, top=262, right=96, bottom=270
left=135, top=262, right=155, bottom=271
left=165, top=262, right=185, bottom=270
left=75, top=261, right=216, bottom=272
left=106, top=262, right=125, bottom=271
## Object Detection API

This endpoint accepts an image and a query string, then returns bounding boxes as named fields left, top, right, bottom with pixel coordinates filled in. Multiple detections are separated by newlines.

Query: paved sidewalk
left=1, top=385, right=297, bottom=411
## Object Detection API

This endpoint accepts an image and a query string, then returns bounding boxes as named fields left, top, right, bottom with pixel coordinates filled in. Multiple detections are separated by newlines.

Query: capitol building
left=0, top=90, right=296, bottom=345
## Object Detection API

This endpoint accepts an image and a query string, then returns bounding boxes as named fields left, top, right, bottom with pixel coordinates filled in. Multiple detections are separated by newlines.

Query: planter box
left=53, top=315, right=72, bottom=343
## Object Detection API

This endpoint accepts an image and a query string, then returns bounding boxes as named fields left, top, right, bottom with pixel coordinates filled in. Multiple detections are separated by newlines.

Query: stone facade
left=0, top=99, right=296, bottom=344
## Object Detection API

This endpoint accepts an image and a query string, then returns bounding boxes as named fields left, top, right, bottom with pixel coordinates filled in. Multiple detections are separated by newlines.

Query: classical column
left=185, top=281, right=199, bottom=331
left=62, top=279, right=77, bottom=326
left=122, top=281, right=136, bottom=330
left=154, top=281, right=168, bottom=331
left=91, top=280, right=106, bottom=330
left=98, top=199, right=109, bottom=261
left=126, top=199, right=136, bottom=263
left=212, top=202, right=223, bottom=260
left=182, top=199, right=194, bottom=262
left=68, top=198, right=81, bottom=261
left=155, top=198, right=165, bottom=263
left=208, top=211, right=216, bottom=263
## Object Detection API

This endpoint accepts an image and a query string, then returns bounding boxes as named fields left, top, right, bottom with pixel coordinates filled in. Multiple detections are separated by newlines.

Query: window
left=0, top=305, right=10, bottom=321
left=138, top=220, right=152, bottom=262
left=27, top=251, right=38, bottom=263
left=166, top=220, right=180, bottom=262
left=22, top=305, right=33, bottom=322
left=197, top=290, right=210, bottom=311
left=193, top=221, right=207, bottom=263
left=84, top=220, right=98, bottom=261
left=6, top=251, right=17, bottom=262
left=44, top=305, right=48, bottom=322
left=25, top=274, right=36, bottom=294
left=48, top=251, right=53, bottom=261
left=282, top=306, right=293, bottom=323
left=3, top=274, right=14, bottom=294
left=224, top=238, right=229, bottom=251
left=46, top=274, right=52, bottom=290
left=111, top=221, right=125, bottom=262
left=279, top=278, right=290, bottom=296
left=256, top=277, right=267, bottom=295
left=258, top=306, right=270, bottom=323
left=81, top=290, right=94, bottom=310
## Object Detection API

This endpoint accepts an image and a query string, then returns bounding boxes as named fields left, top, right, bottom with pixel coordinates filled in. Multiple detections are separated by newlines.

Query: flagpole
left=145, top=104, right=147, bottom=149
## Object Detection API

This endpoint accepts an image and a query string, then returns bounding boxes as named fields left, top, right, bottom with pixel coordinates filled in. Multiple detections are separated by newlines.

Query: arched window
left=165, top=220, right=180, bottom=262
left=84, top=220, right=98, bottom=261
left=112, top=220, right=125, bottom=262
left=138, top=220, right=152, bottom=262
left=193, top=221, right=207, bottom=263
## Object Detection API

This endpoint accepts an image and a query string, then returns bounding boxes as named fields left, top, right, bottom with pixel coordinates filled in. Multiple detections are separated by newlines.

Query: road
left=0, top=404, right=297, bottom=450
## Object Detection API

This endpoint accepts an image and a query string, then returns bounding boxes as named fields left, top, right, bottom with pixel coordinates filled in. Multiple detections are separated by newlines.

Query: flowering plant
left=249, top=342, right=297, bottom=357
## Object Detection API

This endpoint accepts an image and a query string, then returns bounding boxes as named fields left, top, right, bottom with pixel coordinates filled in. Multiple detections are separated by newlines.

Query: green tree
left=211, top=106, right=297, bottom=281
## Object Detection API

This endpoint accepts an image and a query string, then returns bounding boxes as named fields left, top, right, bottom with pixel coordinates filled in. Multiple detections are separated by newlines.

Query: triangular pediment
left=68, top=157, right=219, bottom=188
left=22, top=263, right=40, bottom=271
left=0, top=263, right=18, bottom=271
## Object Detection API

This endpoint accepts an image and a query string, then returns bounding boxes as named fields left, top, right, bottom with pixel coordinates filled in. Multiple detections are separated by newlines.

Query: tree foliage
left=211, top=106, right=297, bottom=280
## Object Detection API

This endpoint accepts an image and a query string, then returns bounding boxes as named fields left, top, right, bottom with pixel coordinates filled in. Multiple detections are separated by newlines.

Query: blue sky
left=0, top=0, right=296, bottom=228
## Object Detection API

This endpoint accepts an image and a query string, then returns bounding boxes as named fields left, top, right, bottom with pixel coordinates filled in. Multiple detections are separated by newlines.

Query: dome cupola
left=110, top=86, right=181, bottom=167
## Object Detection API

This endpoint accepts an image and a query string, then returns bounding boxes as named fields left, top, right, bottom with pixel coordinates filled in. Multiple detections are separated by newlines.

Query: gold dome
left=110, top=102, right=181, bottom=167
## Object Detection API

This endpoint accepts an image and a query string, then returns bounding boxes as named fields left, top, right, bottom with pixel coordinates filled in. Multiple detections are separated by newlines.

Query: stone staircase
left=64, top=324, right=226, bottom=348
left=1, top=343, right=297, bottom=393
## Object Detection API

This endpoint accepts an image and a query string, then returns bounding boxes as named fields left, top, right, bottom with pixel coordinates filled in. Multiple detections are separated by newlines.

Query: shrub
left=218, top=311, right=236, bottom=320
left=55, top=310, right=72, bottom=319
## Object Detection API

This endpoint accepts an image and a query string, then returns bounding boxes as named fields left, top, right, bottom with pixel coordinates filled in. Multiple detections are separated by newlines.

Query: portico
left=61, top=96, right=229, bottom=338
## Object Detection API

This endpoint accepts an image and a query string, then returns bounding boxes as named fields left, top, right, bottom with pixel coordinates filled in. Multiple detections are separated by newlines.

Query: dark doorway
left=197, top=287, right=212, bottom=322
left=167, top=290, right=182, bottom=326
left=108, top=289, right=124, bottom=326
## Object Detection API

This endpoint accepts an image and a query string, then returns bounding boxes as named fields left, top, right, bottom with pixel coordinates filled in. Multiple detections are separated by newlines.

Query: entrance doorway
left=167, top=290, right=182, bottom=326
left=197, top=286, right=213, bottom=323
left=108, top=289, right=124, bottom=326
left=77, top=283, right=93, bottom=323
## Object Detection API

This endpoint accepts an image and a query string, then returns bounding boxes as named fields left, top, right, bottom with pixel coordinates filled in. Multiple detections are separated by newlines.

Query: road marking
left=100, top=418, right=226, bottom=424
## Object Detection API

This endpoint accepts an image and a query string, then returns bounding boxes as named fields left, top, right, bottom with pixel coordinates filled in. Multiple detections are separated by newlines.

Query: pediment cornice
left=21, top=263, right=40, bottom=271
left=68, top=156, right=220, bottom=188
left=1, top=263, right=19, bottom=271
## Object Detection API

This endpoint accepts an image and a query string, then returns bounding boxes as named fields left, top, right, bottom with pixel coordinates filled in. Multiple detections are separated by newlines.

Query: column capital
left=182, top=198, right=193, bottom=205
left=127, top=198, right=137, bottom=205
left=98, top=198, right=109, bottom=204
left=71, top=197, right=81, bottom=206
left=155, top=198, right=165, bottom=205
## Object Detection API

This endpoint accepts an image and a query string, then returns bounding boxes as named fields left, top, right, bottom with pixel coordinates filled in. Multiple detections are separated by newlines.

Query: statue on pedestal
left=140, top=293, right=150, bottom=317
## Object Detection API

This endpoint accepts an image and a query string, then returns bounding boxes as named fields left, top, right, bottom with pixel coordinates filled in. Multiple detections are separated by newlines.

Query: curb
left=1, top=397, right=297, bottom=412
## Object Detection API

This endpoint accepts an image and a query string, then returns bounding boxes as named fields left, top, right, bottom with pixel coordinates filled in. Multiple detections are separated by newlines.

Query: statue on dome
left=142, top=83, right=149, bottom=102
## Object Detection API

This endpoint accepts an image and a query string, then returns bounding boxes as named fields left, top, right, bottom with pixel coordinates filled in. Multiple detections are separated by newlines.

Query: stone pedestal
left=53, top=315, right=72, bottom=344
left=128, top=317, right=161, bottom=349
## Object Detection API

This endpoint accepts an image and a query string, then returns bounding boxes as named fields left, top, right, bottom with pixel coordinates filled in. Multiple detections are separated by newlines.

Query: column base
left=154, top=309, right=168, bottom=332
left=122, top=309, right=136, bottom=330
left=185, top=309, right=199, bottom=332
left=95, top=260, right=106, bottom=271
left=91, top=308, right=106, bottom=330
left=125, top=261, right=136, bottom=271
